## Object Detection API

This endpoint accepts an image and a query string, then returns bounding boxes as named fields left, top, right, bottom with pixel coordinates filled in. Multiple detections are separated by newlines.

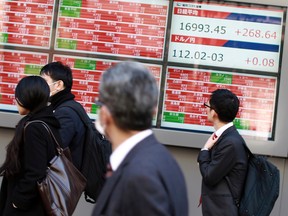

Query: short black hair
left=40, top=61, right=73, bottom=90
left=209, top=89, right=239, bottom=122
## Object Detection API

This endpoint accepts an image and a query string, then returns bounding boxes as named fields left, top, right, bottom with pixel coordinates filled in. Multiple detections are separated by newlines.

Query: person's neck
left=213, top=120, right=227, bottom=131
left=108, top=127, right=140, bottom=151
left=49, top=89, right=74, bottom=108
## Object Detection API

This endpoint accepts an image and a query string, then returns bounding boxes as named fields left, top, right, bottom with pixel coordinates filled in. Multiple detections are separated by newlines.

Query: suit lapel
left=93, top=134, right=157, bottom=215
left=93, top=167, right=123, bottom=215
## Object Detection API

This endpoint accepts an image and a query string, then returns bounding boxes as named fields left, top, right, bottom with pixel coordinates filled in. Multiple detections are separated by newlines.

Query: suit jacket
left=92, top=134, right=188, bottom=216
left=197, top=126, right=248, bottom=216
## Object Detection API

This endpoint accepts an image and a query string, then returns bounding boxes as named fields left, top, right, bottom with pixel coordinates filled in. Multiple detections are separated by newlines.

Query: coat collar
left=213, top=125, right=237, bottom=147
left=93, top=134, right=157, bottom=214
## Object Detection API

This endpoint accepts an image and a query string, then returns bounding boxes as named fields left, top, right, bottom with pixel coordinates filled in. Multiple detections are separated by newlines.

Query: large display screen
left=169, top=1, right=284, bottom=72
left=0, top=0, right=286, bottom=144
left=55, top=0, right=169, bottom=59
left=161, top=66, right=277, bottom=138
left=52, top=54, right=162, bottom=125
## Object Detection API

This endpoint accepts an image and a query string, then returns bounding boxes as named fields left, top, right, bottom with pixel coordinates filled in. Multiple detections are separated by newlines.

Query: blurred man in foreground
left=92, top=61, right=188, bottom=216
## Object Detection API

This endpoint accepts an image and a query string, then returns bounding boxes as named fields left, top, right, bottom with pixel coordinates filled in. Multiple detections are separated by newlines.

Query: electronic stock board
left=0, top=0, right=288, bottom=156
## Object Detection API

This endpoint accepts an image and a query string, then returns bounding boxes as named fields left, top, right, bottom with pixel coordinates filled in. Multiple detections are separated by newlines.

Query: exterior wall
left=0, top=127, right=287, bottom=216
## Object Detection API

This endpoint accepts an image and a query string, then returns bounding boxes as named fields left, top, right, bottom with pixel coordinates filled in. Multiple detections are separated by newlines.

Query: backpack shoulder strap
left=225, top=140, right=252, bottom=206
left=58, top=100, right=92, bottom=127
left=242, top=142, right=254, bottom=158
left=59, top=101, right=106, bottom=140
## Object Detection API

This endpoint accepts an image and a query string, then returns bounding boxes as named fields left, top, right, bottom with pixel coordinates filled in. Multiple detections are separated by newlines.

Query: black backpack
left=226, top=144, right=280, bottom=216
left=60, top=100, right=112, bottom=203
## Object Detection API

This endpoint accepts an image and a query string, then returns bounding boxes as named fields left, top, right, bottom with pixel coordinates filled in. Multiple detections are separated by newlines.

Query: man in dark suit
left=92, top=61, right=188, bottom=216
left=198, top=89, right=248, bottom=216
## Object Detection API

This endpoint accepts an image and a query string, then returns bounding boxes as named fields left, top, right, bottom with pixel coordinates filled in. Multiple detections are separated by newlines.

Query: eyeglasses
left=203, top=103, right=212, bottom=109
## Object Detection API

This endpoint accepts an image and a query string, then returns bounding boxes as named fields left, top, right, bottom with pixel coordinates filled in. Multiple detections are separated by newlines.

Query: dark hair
left=40, top=61, right=73, bottom=90
left=0, top=76, right=50, bottom=177
left=209, top=89, right=239, bottom=122
left=99, top=61, right=158, bottom=130
left=15, top=76, right=50, bottom=113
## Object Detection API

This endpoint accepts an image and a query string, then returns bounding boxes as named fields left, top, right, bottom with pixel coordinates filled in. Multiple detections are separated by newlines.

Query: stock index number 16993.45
left=180, top=23, right=227, bottom=34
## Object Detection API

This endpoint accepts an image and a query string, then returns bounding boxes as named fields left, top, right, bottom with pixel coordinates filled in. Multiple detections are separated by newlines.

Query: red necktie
left=213, top=133, right=218, bottom=140
left=198, top=195, right=202, bottom=207
left=105, top=163, right=113, bottom=178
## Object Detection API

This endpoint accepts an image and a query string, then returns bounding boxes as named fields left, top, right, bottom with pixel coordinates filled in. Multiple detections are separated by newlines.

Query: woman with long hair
left=0, top=76, right=62, bottom=215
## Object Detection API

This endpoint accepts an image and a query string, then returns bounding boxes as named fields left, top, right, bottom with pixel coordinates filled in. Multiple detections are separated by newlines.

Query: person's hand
left=203, top=133, right=219, bottom=150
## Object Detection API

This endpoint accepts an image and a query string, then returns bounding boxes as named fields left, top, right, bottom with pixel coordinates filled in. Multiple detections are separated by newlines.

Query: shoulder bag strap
left=25, top=120, right=62, bottom=154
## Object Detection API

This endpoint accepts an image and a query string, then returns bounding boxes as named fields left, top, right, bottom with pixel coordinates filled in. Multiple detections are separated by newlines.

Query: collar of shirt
left=215, top=122, right=233, bottom=138
left=109, top=129, right=153, bottom=171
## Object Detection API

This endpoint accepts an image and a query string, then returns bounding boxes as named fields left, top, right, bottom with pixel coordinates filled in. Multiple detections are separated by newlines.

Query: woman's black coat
left=0, top=106, right=61, bottom=216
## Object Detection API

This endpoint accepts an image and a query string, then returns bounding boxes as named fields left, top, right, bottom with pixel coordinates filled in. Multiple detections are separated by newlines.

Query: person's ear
left=101, top=106, right=112, bottom=125
left=212, top=109, right=218, bottom=119
left=152, top=107, right=157, bottom=118
left=56, top=80, right=65, bottom=91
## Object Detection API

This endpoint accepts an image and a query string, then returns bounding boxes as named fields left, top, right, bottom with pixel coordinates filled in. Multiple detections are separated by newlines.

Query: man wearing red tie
left=198, top=89, right=248, bottom=216
left=92, top=61, right=188, bottom=216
